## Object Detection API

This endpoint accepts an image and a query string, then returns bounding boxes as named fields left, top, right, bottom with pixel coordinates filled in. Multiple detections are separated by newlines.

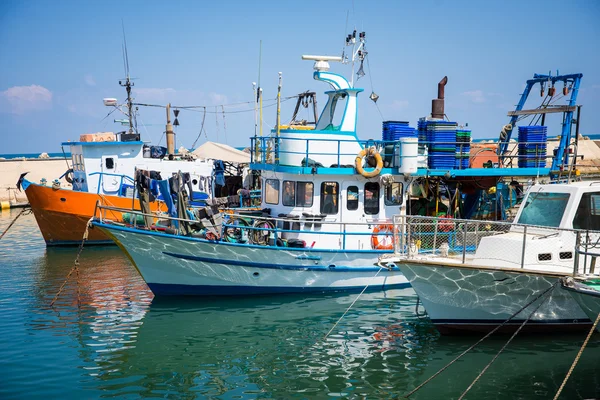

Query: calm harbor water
left=1, top=209, right=599, bottom=399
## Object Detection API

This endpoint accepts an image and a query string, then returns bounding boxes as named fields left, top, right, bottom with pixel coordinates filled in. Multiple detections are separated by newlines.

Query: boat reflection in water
left=35, top=268, right=600, bottom=399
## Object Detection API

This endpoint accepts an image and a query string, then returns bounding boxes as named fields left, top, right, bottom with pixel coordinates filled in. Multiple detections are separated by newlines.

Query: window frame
left=282, top=180, right=296, bottom=207
left=105, top=157, right=115, bottom=170
left=347, top=185, right=359, bottom=211
left=264, top=178, right=280, bottom=205
left=384, top=182, right=404, bottom=206
left=320, top=181, right=339, bottom=215
left=364, top=182, right=380, bottom=215
left=296, top=181, right=314, bottom=208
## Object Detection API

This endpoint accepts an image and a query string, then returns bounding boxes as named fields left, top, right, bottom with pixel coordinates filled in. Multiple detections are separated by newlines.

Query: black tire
left=64, top=168, right=74, bottom=184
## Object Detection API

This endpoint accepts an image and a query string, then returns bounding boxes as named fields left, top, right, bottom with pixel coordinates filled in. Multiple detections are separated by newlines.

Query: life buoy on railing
left=437, top=216, right=454, bottom=232
left=64, top=168, right=74, bottom=184
left=371, top=224, right=395, bottom=250
left=355, top=147, right=383, bottom=178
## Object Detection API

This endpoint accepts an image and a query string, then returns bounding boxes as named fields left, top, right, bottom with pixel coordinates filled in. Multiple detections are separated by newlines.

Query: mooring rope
left=404, top=281, right=558, bottom=398
left=458, top=282, right=557, bottom=400
left=553, top=311, right=600, bottom=400
left=0, top=207, right=31, bottom=240
left=49, top=218, right=93, bottom=308
left=323, top=267, right=384, bottom=340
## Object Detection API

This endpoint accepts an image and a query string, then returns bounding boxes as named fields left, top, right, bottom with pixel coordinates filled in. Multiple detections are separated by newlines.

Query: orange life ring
left=437, top=216, right=454, bottom=232
left=371, top=224, right=394, bottom=250
left=355, top=147, right=383, bottom=178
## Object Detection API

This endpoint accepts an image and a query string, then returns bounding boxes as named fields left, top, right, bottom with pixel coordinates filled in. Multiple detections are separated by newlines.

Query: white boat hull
left=397, top=260, right=591, bottom=334
left=98, top=223, right=409, bottom=296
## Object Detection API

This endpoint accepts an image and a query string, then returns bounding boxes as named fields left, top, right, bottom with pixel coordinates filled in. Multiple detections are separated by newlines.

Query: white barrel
left=398, top=137, right=419, bottom=174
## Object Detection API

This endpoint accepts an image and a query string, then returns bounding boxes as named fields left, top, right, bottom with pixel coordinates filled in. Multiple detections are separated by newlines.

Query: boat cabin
left=64, top=134, right=214, bottom=198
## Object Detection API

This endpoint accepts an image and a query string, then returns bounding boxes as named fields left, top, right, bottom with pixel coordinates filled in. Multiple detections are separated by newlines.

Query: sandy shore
left=0, top=158, right=73, bottom=202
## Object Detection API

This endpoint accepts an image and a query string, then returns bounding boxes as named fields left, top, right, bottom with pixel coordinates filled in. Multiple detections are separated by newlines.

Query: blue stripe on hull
left=163, top=251, right=390, bottom=272
left=46, top=240, right=115, bottom=247
left=147, top=282, right=411, bottom=296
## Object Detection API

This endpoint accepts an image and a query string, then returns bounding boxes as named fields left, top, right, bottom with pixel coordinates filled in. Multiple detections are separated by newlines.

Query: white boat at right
left=386, top=181, right=600, bottom=334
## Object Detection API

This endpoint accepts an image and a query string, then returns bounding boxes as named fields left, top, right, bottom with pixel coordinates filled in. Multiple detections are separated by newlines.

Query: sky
left=1, top=0, right=599, bottom=154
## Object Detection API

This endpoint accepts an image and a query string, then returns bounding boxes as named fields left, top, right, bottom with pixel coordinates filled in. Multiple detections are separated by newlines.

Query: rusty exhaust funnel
left=431, top=76, right=448, bottom=119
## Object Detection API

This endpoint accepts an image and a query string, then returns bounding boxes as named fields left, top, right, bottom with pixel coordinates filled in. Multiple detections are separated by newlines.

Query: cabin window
left=517, top=192, right=570, bottom=228
left=330, top=92, right=348, bottom=129
left=105, top=157, right=115, bottom=170
left=384, top=182, right=403, bottom=206
left=573, top=192, right=600, bottom=230
left=320, top=182, right=339, bottom=215
left=296, top=182, right=314, bottom=207
left=283, top=180, right=296, bottom=207
left=364, top=182, right=380, bottom=215
left=265, top=179, right=280, bottom=205
left=347, top=186, right=359, bottom=211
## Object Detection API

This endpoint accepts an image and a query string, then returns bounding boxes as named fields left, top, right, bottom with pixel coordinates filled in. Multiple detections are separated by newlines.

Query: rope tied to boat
left=457, top=282, right=558, bottom=400
left=404, top=281, right=558, bottom=398
left=323, top=266, right=384, bottom=340
left=49, top=218, right=93, bottom=308
left=0, top=207, right=31, bottom=241
left=553, top=311, right=600, bottom=400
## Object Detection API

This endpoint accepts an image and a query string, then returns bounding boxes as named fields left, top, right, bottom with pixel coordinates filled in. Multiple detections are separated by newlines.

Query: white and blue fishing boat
left=91, top=32, right=585, bottom=296
left=388, top=181, right=600, bottom=334
left=18, top=75, right=219, bottom=246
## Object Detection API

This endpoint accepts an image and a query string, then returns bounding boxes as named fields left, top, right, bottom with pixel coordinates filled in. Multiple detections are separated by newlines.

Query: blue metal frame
left=88, top=171, right=135, bottom=194
left=250, top=136, right=552, bottom=178
left=499, top=72, right=583, bottom=173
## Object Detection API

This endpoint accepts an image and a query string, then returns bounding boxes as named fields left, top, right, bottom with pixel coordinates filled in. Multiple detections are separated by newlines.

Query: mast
left=258, top=40, right=263, bottom=139
left=275, top=72, right=282, bottom=164
left=166, top=103, right=175, bottom=155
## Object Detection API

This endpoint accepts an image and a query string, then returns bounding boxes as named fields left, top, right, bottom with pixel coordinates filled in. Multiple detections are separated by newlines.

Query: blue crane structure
left=498, top=72, right=583, bottom=175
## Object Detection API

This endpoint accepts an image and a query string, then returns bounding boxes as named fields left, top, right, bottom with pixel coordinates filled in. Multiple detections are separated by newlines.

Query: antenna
left=119, top=21, right=135, bottom=135
left=343, top=30, right=367, bottom=87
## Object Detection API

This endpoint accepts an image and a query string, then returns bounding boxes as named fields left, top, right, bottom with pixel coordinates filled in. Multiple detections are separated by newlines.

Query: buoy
left=1, top=201, right=10, bottom=210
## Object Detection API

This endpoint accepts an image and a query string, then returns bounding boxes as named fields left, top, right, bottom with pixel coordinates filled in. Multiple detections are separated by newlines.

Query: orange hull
left=24, top=180, right=164, bottom=246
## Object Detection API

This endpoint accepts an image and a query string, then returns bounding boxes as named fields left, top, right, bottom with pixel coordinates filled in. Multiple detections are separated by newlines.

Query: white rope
left=323, top=267, right=384, bottom=339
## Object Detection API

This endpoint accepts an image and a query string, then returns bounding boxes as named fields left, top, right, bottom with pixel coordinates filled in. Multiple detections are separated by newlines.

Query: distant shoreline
left=0, top=152, right=71, bottom=160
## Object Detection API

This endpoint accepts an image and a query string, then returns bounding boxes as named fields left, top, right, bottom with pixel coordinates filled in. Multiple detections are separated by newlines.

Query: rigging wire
left=133, top=95, right=297, bottom=112
left=366, top=55, right=384, bottom=120
left=221, top=105, right=227, bottom=144
left=190, top=107, right=207, bottom=150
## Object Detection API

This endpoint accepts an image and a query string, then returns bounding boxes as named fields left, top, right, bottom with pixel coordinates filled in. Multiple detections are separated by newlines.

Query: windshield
left=517, top=192, right=570, bottom=228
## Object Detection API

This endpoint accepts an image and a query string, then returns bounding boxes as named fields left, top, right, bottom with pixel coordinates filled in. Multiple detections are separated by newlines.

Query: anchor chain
left=49, top=218, right=92, bottom=308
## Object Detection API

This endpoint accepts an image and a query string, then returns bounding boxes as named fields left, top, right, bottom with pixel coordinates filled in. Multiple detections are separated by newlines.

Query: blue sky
left=1, top=0, right=599, bottom=154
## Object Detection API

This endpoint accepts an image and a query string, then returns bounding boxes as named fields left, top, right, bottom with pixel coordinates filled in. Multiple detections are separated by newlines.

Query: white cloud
left=84, top=74, right=96, bottom=87
left=209, top=92, right=228, bottom=105
left=1, top=84, right=53, bottom=114
left=461, top=90, right=486, bottom=103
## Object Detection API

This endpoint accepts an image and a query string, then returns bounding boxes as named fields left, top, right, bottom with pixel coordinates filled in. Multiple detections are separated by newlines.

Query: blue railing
left=250, top=136, right=554, bottom=170
left=88, top=172, right=135, bottom=195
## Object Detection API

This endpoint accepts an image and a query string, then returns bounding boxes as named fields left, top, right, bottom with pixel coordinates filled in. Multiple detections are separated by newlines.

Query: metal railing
left=93, top=202, right=399, bottom=251
left=392, top=215, right=600, bottom=273
left=88, top=172, right=135, bottom=195
left=250, top=136, right=554, bottom=170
